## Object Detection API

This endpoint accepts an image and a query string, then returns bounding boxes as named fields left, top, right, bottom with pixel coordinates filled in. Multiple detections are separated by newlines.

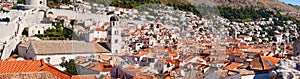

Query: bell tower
left=107, top=15, right=122, bottom=53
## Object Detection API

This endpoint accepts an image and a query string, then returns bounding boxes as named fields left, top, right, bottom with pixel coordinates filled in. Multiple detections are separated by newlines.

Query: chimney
left=40, top=58, right=45, bottom=66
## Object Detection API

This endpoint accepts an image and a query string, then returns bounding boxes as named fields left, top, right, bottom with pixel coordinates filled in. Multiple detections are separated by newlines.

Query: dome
left=110, top=16, right=119, bottom=21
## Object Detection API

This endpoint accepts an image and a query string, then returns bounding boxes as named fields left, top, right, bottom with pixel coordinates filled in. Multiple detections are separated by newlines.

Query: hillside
left=208, top=0, right=300, bottom=19
left=104, top=0, right=300, bottom=19
left=171, top=0, right=300, bottom=19
left=215, top=0, right=300, bottom=18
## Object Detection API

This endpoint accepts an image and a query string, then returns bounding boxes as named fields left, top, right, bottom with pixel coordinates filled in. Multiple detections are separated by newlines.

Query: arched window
left=40, top=1, right=43, bottom=4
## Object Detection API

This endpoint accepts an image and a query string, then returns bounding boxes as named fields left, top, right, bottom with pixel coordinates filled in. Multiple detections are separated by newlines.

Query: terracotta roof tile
left=0, top=60, right=43, bottom=74
left=133, top=51, right=149, bottom=57
left=246, top=48, right=271, bottom=53
left=0, top=59, right=74, bottom=79
left=239, top=45, right=252, bottom=49
left=94, top=27, right=105, bottom=31
left=85, top=62, right=113, bottom=72
left=42, top=63, right=73, bottom=79
left=226, top=49, right=243, bottom=55
left=0, top=72, right=59, bottom=79
left=250, top=56, right=279, bottom=70
left=261, top=56, right=279, bottom=70
left=166, top=51, right=177, bottom=57
left=224, top=62, right=241, bottom=70
left=98, top=54, right=112, bottom=61
left=239, top=62, right=250, bottom=69
left=75, top=75, right=97, bottom=79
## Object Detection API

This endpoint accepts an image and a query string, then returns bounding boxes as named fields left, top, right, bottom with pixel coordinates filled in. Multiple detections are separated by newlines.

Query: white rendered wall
left=26, top=0, right=47, bottom=6
left=28, top=24, right=53, bottom=36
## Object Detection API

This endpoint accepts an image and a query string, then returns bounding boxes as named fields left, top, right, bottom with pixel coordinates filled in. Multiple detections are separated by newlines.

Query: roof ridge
left=42, top=63, right=74, bottom=79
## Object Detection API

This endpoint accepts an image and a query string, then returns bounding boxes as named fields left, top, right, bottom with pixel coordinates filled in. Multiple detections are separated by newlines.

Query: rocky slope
left=162, top=0, right=300, bottom=19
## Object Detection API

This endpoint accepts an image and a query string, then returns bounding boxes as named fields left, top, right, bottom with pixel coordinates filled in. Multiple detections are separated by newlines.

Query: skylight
left=264, top=61, right=273, bottom=66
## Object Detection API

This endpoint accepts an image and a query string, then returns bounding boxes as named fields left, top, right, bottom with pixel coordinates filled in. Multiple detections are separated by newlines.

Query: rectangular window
left=115, top=39, right=118, bottom=43
left=108, top=31, right=111, bottom=35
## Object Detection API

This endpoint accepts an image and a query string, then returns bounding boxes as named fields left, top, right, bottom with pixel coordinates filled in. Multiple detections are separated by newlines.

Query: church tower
left=107, top=15, right=122, bottom=53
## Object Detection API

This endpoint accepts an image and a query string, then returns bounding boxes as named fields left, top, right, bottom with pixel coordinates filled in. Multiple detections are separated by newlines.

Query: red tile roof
left=246, top=48, right=271, bottom=53
left=226, top=49, right=243, bottom=56
left=0, top=60, right=44, bottom=74
left=94, top=28, right=105, bottom=31
left=250, top=56, right=279, bottom=70
left=224, top=62, right=241, bottom=70
left=261, top=56, right=279, bottom=70
left=133, top=51, right=149, bottom=57
left=60, top=4, right=68, bottom=6
left=166, top=51, right=177, bottom=57
left=98, top=54, right=112, bottom=61
left=0, top=59, right=75, bottom=79
left=72, top=75, right=97, bottom=79
left=85, top=62, right=113, bottom=72
left=0, top=72, right=59, bottom=79
left=42, top=63, right=73, bottom=79
left=239, top=45, right=252, bottom=49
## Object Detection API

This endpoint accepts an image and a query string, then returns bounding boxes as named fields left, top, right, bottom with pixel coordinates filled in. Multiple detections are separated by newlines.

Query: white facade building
left=27, top=24, right=53, bottom=36
left=26, top=0, right=47, bottom=6
left=107, top=16, right=123, bottom=53
left=18, top=40, right=110, bottom=70
left=86, top=28, right=107, bottom=42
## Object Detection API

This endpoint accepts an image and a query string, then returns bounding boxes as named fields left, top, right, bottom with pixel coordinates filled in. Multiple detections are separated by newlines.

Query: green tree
left=60, top=59, right=82, bottom=75
left=252, top=36, right=257, bottom=42
left=17, top=0, right=25, bottom=4
left=70, top=20, right=77, bottom=26
left=35, top=20, right=75, bottom=40
left=61, top=0, right=71, bottom=4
